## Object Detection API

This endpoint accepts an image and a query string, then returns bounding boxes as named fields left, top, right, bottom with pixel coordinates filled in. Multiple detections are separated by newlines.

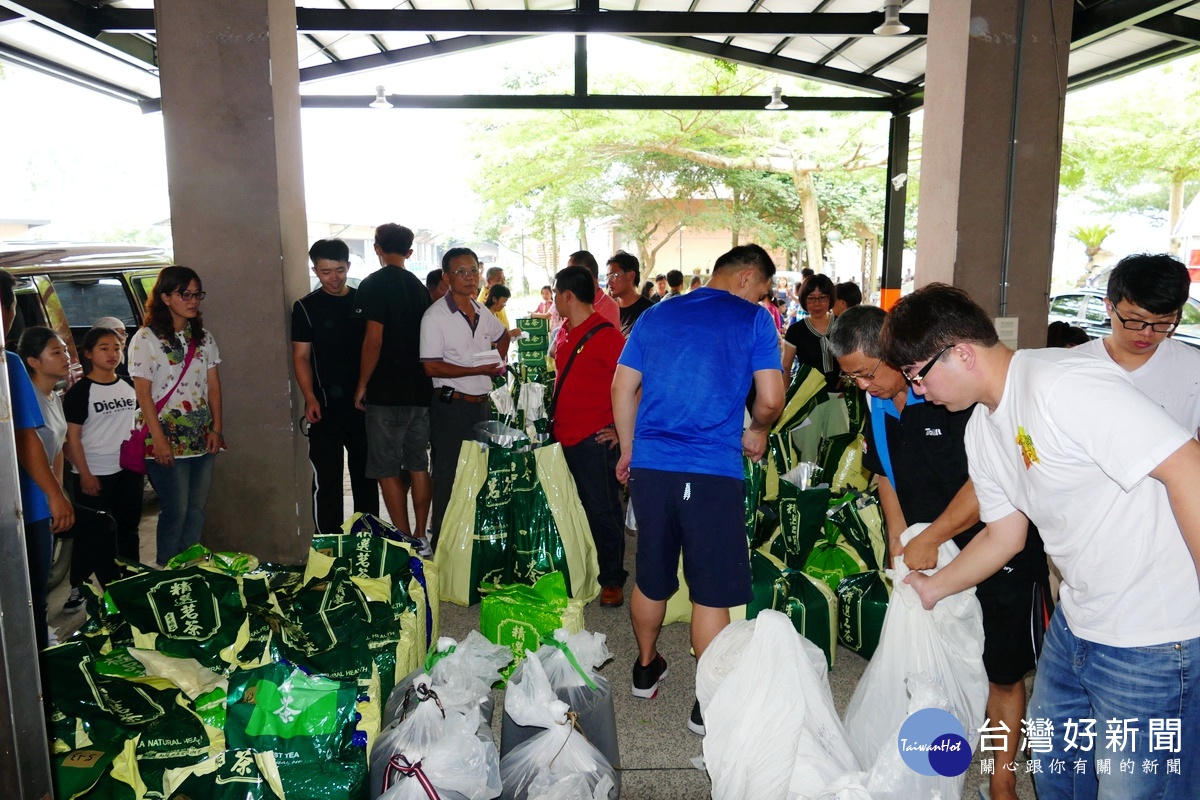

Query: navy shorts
left=629, top=467, right=752, bottom=609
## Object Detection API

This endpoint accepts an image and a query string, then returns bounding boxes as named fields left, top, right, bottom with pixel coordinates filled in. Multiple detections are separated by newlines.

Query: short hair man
left=664, top=270, right=684, bottom=300
left=354, top=223, right=434, bottom=554
left=551, top=251, right=621, bottom=369
left=612, top=244, right=785, bottom=736
left=426, top=269, right=447, bottom=302
left=688, top=275, right=703, bottom=291
left=832, top=281, right=862, bottom=316
left=292, top=238, right=378, bottom=535
left=2, top=269, right=74, bottom=650
left=881, top=283, right=1200, bottom=799
left=830, top=304, right=1050, bottom=800
left=551, top=266, right=628, bottom=607
left=653, top=274, right=668, bottom=302
left=1075, top=253, right=1200, bottom=437
left=420, top=248, right=510, bottom=547
left=605, top=251, right=653, bottom=337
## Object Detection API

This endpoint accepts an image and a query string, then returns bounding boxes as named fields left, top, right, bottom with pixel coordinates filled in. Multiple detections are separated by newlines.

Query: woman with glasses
left=128, top=266, right=225, bottom=564
left=781, top=273, right=840, bottom=391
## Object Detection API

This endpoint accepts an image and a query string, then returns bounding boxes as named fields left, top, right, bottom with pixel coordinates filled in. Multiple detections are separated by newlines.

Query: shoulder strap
left=548, top=321, right=615, bottom=423
left=153, top=335, right=199, bottom=414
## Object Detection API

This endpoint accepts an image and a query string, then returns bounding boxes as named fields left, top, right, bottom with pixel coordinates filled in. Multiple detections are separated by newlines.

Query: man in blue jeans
left=612, top=244, right=784, bottom=736
left=882, top=283, right=1200, bottom=799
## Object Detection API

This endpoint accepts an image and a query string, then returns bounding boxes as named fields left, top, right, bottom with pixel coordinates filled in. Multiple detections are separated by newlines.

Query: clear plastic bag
left=371, top=677, right=472, bottom=798
left=386, top=633, right=512, bottom=726
left=697, top=611, right=859, bottom=800
left=498, top=655, right=616, bottom=800
left=527, top=773, right=615, bottom=800
left=502, top=630, right=619, bottom=791
left=842, top=523, right=987, bottom=800
left=378, top=707, right=502, bottom=800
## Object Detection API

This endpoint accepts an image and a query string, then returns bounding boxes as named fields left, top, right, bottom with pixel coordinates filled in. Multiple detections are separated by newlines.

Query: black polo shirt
left=862, top=388, right=1046, bottom=594
left=291, top=287, right=365, bottom=410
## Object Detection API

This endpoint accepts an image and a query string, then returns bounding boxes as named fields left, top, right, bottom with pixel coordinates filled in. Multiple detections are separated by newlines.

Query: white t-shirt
left=419, top=293, right=507, bottom=395
left=128, top=326, right=221, bottom=458
left=63, top=376, right=138, bottom=476
left=34, top=388, right=66, bottom=465
left=1075, top=336, right=1200, bottom=437
left=966, top=348, right=1200, bottom=647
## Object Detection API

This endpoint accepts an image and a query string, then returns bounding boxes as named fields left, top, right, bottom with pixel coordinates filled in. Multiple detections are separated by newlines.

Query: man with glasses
left=355, top=223, right=434, bottom=555
left=606, top=251, right=653, bottom=337
left=830, top=305, right=1049, bottom=800
left=1075, top=253, right=1200, bottom=437
left=881, top=283, right=1200, bottom=800
left=420, top=248, right=510, bottom=549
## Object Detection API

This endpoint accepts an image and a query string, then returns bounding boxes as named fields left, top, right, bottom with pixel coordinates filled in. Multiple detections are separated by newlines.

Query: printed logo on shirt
left=924, top=427, right=942, bottom=436
left=1016, top=426, right=1040, bottom=470
left=94, top=397, right=137, bottom=414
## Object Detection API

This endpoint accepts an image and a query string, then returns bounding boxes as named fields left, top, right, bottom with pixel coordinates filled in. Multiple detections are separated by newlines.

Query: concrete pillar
left=155, top=0, right=312, bottom=562
left=915, top=0, right=1072, bottom=349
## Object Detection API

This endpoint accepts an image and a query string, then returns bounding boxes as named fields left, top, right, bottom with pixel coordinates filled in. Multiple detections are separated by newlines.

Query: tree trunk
left=1169, top=173, right=1185, bottom=255
left=731, top=192, right=741, bottom=247
left=578, top=217, right=588, bottom=252
left=794, top=170, right=823, bottom=272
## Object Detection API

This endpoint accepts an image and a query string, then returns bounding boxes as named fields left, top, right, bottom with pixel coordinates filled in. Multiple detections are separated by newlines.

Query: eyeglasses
left=605, top=272, right=624, bottom=282
left=806, top=294, right=830, bottom=303
left=1111, top=306, right=1178, bottom=334
left=175, top=290, right=206, bottom=301
left=902, top=343, right=954, bottom=386
left=450, top=268, right=481, bottom=278
left=840, top=358, right=882, bottom=385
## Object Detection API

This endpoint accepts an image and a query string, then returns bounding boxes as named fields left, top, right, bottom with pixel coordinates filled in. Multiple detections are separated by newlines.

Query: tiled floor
left=48, top=475, right=1035, bottom=799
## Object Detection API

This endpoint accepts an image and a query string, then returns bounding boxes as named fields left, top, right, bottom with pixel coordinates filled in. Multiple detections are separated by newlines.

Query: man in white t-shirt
left=880, top=283, right=1200, bottom=800
left=1074, top=253, right=1200, bottom=438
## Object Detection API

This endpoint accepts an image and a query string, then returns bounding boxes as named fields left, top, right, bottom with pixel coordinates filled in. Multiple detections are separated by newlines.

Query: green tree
left=1061, top=56, right=1200, bottom=249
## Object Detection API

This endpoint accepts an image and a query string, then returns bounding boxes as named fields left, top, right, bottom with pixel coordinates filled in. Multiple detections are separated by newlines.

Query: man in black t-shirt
left=830, top=305, right=1051, bottom=800
left=292, top=239, right=378, bottom=534
left=605, top=251, right=653, bottom=337
left=353, top=224, right=434, bottom=554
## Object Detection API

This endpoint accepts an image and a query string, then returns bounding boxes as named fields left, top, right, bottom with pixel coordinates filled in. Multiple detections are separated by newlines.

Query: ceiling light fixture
left=874, top=2, right=910, bottom=36
left=765, top=86, right=788, bottom=111
left=369, top=85, right=392, bottom=109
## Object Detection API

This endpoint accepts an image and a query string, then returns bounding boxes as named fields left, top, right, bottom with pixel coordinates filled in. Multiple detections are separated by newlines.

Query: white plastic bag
left=386, top=633, right=512, bottom=725
left=499, top=655, right=616, bottom=800
left=379, top=706, right=502, bottom=800
left=527, top=773, right=615, bottom=800
left=842, top=523, right=987, bottom=800
left=372, top=676, right=471, bottom=797
left=698, top=611, right=859, bottom=800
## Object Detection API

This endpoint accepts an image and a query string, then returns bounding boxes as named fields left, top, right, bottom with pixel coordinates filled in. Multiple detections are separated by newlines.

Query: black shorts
left=629, top=468, right=752, bottom=609
left=979, top=580, right=1055, bottom=686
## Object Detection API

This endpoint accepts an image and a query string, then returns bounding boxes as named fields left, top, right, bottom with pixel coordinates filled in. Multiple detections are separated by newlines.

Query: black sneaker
left=631, top=654, right=668, bottom=699
left=688, top=699, right=705, bottom=736
left=63, top=586, right=85, bottom=612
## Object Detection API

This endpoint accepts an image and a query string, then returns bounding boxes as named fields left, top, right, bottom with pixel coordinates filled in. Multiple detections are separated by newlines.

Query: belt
left=450, top=391, right=489, bottom=403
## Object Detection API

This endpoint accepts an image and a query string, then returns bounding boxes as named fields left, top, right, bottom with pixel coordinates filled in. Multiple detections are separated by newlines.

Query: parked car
left=1047, top=288, right=1200, bottom=349
left=1, top=242, right=172, bottom=379
left=2, top=243, right=172, bottom=588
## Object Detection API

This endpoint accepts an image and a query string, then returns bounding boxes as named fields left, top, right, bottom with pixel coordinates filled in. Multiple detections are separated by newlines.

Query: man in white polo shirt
left=420, top=247, right=510, bottom=549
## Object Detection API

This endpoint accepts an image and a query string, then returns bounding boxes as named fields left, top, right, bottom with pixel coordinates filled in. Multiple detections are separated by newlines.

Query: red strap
left=383, top=754, right=440, bottom=798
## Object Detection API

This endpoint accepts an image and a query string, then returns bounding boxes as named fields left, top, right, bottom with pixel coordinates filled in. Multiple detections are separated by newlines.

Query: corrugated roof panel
left=778, top=35, right=852, bottom=63
left=0, top=22, right=159, bottom=99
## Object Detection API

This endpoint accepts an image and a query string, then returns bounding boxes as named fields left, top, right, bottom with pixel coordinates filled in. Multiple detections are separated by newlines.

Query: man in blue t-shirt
left=612, top=244, right=785, bottom=736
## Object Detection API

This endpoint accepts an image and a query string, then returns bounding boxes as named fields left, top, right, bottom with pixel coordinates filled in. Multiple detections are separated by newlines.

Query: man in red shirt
left=551, top=265, right=628, bottom=607
left=551, top=250, right=620, bottom=370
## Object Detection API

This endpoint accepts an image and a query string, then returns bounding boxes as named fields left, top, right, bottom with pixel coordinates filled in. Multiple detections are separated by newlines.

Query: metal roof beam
left=0, top=1, right=157, bottom=68
left=0, top=41, right=149, bottom=103
left=291, top=10, right=929, bottom=36
left=1070, top=0, right=1194, bottom=47
left=634, top=35, right=911, bottom=97
left=142, top=92, right=894, bottom=114
left=1067, top=39, right=1195, bottom=89
left=299, top=33, right=531, bottom=82
left=1134, top=12, right=1200, bottom=45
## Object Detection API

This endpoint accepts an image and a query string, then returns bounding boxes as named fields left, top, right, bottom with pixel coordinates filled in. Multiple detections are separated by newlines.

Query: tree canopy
left=467, top=51, right=891, bottom=279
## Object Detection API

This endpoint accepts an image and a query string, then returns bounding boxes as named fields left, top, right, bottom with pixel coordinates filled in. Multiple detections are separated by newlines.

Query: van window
left=7, top=290, right=48, bottom=351
left=50, top=277, right=138, bottom=327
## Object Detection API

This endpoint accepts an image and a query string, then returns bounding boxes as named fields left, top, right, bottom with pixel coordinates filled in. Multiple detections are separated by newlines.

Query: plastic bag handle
left=384, top=753, right=441, bottom=798
left=540, top=634, right=598, bottom=691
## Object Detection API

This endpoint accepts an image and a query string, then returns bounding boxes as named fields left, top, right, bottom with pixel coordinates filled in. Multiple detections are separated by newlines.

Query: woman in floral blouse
left=129, top=266, right=224, bottom=563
